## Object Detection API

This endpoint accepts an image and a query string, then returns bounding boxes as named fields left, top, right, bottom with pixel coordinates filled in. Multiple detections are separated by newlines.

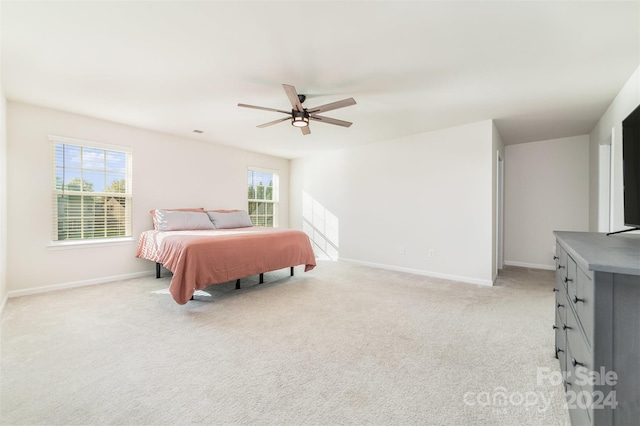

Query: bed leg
left=290, top=266, right=294, bottom=276
left=236, top=279, right=241, bottom=290
left=259, top=273, right=264, bottom=284
left=156, top=263, right=161, bottom=279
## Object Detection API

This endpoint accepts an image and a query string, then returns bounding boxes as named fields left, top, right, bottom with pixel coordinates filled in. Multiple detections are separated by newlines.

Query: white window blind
left=247, top=167, right=278, bottom=227
left=51, top=136, right=133, bottom=242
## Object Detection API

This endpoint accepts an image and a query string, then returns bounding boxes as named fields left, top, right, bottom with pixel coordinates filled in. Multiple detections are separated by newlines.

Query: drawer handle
left=558, top=265, right=565, bottom=270
left=572, top=295, right=584, bottom=304
left=553, top=256, right=559, bottom=260
left=552, top=325, right=558, bottom=330
left=552, top=288, right=559, bottom=293
left=557, top=302, right=564, bottom=308
left=563, top=379, right=571, bottom=387
left=571, top=358, right=584, bottom=367
left=556, top=347, right=564, bottom=354
left=564, top=276, right=573, bottom=283
left=563, top=324, right=571, bottom=331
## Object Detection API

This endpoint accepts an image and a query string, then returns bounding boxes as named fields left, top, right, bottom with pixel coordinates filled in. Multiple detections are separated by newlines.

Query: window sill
left=48, top=237, right=135, bottom=250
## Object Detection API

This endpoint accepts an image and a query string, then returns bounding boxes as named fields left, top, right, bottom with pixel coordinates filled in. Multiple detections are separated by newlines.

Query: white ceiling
left=2, top=1, right=639, bottom=159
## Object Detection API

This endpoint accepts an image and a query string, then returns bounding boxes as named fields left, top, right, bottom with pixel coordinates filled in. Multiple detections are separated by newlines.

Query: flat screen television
left=622, top=103, right=640, bottom=228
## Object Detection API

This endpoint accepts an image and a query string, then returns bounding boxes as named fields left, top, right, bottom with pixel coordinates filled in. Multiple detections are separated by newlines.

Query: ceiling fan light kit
left=291, top=110, right=310, bottom=127
left=238, top=84, right=356, bottom=135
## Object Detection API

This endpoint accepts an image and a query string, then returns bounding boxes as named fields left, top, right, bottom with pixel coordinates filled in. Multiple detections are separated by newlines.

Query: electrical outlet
left=428, top=249, right=435, bottom=258
left=399, top=246, right=405, bottom=255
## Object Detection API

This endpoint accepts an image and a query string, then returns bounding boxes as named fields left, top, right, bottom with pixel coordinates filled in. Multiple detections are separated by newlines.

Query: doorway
left=598, top=128, right=613, bottom=233
left=496, top=151, right=504, bottom=277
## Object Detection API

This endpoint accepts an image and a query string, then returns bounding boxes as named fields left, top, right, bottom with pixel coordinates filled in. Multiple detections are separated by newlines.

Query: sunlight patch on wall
left=302, top=191, right=339, bottom=260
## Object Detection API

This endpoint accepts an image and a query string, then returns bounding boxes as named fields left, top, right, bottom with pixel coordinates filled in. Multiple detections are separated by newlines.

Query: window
left=247, top=167, right=278, bottom=227
left=51, top=136, right=132, bottom=242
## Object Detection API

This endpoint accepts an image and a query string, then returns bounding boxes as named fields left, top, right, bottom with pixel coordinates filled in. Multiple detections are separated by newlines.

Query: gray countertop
left=554, top=231, right=640, bottom=276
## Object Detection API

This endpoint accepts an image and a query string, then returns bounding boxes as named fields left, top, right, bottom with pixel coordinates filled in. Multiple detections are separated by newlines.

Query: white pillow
left=207, top=210, right=253, bottom=229
left=156, top=210, right=215, bottom=231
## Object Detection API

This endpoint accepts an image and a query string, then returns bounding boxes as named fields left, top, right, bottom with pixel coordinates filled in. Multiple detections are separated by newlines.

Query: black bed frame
left=155, top=262, right=295, bottom=294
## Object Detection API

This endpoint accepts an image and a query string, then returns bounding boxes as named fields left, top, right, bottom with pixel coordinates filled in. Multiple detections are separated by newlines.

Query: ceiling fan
left=238, top=84, right=356, bottom=135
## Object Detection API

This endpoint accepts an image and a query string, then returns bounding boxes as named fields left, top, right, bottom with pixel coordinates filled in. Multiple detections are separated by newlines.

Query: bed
left=136, top=209, right=317, bottom=304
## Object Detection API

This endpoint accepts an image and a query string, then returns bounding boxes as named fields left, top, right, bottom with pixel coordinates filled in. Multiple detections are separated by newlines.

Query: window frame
left=49, top=135, right=133, bottom=247
left=247, top=166, right=279, bottom=228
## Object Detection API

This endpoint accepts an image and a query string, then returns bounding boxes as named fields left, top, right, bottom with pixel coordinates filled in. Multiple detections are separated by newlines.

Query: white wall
left=0, top=0, right=8, bottom=312
left=6, top=102, right=289, bottom=294
left=290, top=120, right=495, bottom=286
left=589, top=66, right=640, bottom=232
left=504, top=135, right=590, bottom=269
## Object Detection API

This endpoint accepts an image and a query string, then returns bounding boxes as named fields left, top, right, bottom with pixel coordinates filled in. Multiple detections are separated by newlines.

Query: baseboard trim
left=7, top=270, right=155, bottom=299
left=339, top=258, right=493, bottom=287
left=504, top=260, right=555, bottom=271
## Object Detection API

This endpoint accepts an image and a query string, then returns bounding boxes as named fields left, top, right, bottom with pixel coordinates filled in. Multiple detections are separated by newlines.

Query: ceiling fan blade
left=301, top=126, right=311, bottom=135
left=307, top=98, right=356, bottom=115
left=238, top=103, right=290, bottom=115
left=309, top=115, right=353, bottom=127
left=282, top=84, right=304, bottom=112
left=257, top=117, right=290, bottom=128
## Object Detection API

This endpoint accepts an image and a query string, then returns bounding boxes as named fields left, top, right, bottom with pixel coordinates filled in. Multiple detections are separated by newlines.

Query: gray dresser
left=553, top=231, right=640, bottom=425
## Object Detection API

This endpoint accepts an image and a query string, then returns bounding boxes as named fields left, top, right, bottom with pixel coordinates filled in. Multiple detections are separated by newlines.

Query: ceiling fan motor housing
left=292, top=109, right=309, bottom=119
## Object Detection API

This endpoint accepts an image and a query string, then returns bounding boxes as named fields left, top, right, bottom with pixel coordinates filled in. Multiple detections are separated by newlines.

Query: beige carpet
left=1, top=261, right=570, bottom=425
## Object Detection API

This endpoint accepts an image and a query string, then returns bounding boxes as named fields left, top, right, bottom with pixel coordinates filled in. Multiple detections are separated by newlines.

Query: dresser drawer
left=572, top=267, right=594, bottom=347
left=566, top=338, right=593, bottom=424
left=567, top=306, right=594, bottom=421
left=555, top=290, right=567, bottom=362
left=556, top=244, right=568, bottom=290
left=566, top=312, right=593, bottom=395
left=566, top=256, right=578, bottom=301
left=556, top=288, right=568, bottom=326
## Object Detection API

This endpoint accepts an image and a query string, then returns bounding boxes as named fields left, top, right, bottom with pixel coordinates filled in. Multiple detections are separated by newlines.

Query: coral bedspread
left=136, top=227, right=316, bottom=304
